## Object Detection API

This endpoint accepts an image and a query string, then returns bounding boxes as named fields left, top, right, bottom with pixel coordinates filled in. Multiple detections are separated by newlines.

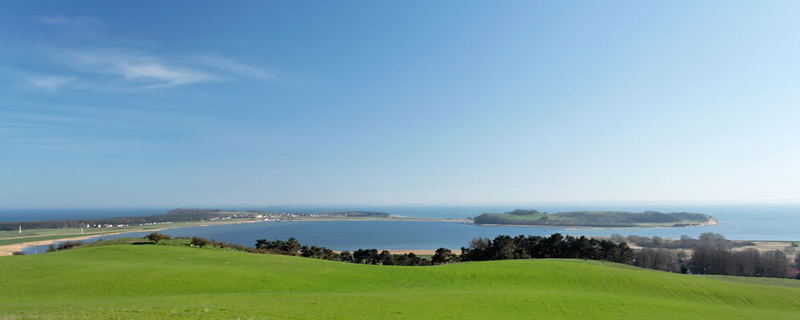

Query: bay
left=19, top=203, right=800, bottom=254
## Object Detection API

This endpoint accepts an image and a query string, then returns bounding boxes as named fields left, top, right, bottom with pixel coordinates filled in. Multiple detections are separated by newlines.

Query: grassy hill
left=1, top=243, right=799, bottom=319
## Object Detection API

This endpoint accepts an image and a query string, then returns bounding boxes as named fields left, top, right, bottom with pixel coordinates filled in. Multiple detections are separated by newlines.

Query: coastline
left=2, top=215, right=760, bottom=257
left=473, top=216, right=720, bottom=229
left=294, top=216, right=472, bottom=223
left=0, top=217, right=468, bottom=256
left=0, top=219, right=260, bottom=256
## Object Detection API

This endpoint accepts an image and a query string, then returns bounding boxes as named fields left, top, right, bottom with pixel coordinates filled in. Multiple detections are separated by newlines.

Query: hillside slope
left=1, top=244, right=799, bottom=319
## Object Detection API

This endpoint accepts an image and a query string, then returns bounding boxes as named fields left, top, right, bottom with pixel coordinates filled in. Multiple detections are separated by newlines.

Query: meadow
left=1, top=241, right=799, bottom=319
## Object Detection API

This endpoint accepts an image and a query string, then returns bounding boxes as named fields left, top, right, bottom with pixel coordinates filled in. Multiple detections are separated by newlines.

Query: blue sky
left=2, top=1, right=800, bottom=208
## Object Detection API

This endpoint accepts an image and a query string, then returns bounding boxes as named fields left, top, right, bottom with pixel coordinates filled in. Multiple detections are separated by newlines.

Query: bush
left=432, top=248, right=454, bottom=265
left=190, top=236, right=210, bottom=248
left=46, top=241, right=86, bottom=252
left=146, top=232, right=171, bottom=243
left=12, top=251, right=25, bottom=255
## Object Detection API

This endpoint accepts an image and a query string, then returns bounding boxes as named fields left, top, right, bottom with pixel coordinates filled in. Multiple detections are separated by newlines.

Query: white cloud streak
left=63, top=50, right=216, bottom=89
left=26, top=75, right=74, bottom=92
left=192, top=55, right=275, bottom=80
left=35, top=14, right=104, bottom=28
left=15, top=48, right=274, bottom=92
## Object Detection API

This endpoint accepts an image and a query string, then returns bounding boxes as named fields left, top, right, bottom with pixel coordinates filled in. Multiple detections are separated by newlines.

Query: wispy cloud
left=192, top=55, right=275, bottom=80
left=14, top=48, right=274, bottom=92
left=114, top=62, right=214, bottom=88
left=26, top=75, right=74, bottom=92
left=63, top=49, right=216, bottom=89
left=35, top=14, right=104, bottom=28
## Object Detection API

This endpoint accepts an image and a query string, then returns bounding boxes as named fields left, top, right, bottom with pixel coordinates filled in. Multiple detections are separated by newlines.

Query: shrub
left=46, top=241, right=86, bottom=252
left=146, top=232, right=171, bottom=243
left=191, top=236, right=210, bottom=248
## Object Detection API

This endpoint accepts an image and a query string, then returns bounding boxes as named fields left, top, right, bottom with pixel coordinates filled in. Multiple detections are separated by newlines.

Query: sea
left=3, top=203, right=799, bottom=254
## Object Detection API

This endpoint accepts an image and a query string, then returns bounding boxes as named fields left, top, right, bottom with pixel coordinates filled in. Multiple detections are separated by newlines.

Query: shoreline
left=7, top=216, right=790, bottom=258
left=0, top=219, right=260, bottom=256
left=473, top=217, right=720, bottom=229
left=0, top=217, right=467, bottom=256
left=293, top=217, right=472, bottom=223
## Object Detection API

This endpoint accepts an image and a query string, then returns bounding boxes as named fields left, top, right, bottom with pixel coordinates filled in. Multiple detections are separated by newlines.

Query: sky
left=1, top=1, right=800, bottom=208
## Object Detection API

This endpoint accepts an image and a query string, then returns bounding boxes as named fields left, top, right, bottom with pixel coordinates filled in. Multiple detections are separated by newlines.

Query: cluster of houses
left=85, top=223, right=130, bottom=228
left=208, top=211, right=301, bottom=222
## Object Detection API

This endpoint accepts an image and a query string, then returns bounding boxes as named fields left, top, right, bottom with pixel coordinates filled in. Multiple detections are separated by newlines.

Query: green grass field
left=1, top=242, right=799, bottom=319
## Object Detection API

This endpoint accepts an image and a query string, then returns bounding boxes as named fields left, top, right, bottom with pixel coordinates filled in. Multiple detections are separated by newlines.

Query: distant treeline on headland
left=0, top=208, right=224, bottom=231
left=0, top=208, right=390, bottom=231
left=472, top=209, right=715, bottom=227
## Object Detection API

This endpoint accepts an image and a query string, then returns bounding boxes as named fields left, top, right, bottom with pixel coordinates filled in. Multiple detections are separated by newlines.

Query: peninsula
left=472, top=209, right=717, bottom=228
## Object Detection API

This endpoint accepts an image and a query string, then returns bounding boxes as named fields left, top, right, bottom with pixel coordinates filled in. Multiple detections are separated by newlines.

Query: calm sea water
left=14, top=203, right=800, bottom=254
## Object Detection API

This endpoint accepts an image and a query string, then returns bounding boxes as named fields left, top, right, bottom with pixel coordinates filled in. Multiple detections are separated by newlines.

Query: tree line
left=460, top=234, right=633, bottom=263
left=0, top=209, right=226, bottom=231
left=614, top=233, right=753, bottom=250
left=40, top=231, right=800, bottom=279
left=626, top=233, right=797, bottom=278
left=689, top=247, right=791, bottom=278
left=254, top=238, right=443, bottom=265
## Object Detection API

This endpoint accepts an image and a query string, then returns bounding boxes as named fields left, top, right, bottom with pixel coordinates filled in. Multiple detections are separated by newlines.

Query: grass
left=1, top=242, right=799, bottom=319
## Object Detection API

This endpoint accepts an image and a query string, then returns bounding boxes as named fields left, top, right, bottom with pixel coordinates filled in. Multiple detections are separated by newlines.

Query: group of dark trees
left=46, top=240, right=86, bottom=252
left=254, top=237, right=338, bottom=260
left=796, top=254, right=800, bottom=279
left=338, top=249, right=452, bottom=266
left=253, top=237, right=443, bottom=265
left=690, top=247, right=790, bottom=278
left=616, top=233, right=752, bottom=250
left=255, top=238, right=302, bottom=254
left=624, top=233, right=796, bottom=278
left=460, top=233, right=633, bottom=263
left=631, top=248, right=686, bottom=272
left=0, top=209, right=228, bottom=231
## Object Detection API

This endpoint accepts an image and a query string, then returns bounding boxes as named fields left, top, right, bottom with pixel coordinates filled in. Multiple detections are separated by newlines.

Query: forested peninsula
left=472, top=209, right=717, bottom=228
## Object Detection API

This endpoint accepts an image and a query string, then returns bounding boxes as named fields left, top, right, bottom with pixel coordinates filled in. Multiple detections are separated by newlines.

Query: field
left=1, top=242, right=799, bottom=319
